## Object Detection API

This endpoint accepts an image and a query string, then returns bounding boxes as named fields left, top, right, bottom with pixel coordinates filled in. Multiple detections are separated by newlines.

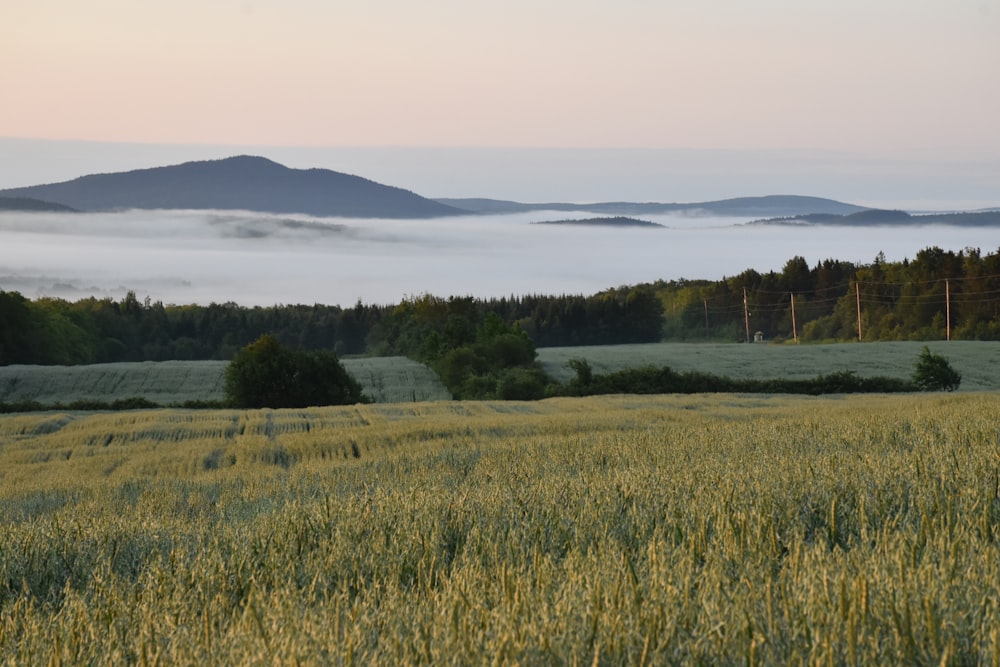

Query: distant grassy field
left=1, top=393, right=998, bottom=663
left=2, top=341, right=995, bottom=408
left=0, top=356, right=451, bottom=405
left=341, top=356, right=451, bottom=402
left=538, top=340, right=1000, bottom=391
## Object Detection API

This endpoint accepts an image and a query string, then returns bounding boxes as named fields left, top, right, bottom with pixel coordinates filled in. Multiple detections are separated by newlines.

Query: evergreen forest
left=2, top=246, right=999, bottom=369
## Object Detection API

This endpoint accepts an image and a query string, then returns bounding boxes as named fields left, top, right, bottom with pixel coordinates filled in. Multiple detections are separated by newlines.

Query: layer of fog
left=3, top=209, right=1000, bottom=307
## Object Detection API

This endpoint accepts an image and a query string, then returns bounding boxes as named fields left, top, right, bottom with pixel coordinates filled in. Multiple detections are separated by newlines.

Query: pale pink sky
left=3, top=0, right=998, bottom=153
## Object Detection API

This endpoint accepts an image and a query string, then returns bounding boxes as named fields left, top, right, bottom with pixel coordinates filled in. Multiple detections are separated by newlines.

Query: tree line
left=3, top=245, right=1000, bottom=368
left=0, top=286, right=664, bottom=366
left=660, top=246, right=1000, bottom=342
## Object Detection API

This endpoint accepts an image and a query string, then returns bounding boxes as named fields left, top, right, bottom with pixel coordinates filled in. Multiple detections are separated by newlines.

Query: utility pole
left=790, top=293, right=798, bottom=343
left=855, top=281, right=862, bottom=342
left=743, top=287, right=750, bottom=344
left=946, top=278, right=951, bottom=341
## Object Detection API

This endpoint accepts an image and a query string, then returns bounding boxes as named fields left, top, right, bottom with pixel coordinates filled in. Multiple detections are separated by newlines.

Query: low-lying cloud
left=2, top=209, right=999, bottom=307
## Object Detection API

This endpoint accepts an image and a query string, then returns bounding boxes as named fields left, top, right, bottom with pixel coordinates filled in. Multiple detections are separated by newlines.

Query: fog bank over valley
left=3, top=209, right=1000, bottom=307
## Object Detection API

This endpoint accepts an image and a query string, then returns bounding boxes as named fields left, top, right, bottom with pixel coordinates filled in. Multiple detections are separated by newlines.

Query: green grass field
left=0, top=356, right=451, bottom=405
left=1, top=393, right=999, bottom=664
left=538, top=340, right=1000, bottom=391
left=2, top=341, right=996, bottom=408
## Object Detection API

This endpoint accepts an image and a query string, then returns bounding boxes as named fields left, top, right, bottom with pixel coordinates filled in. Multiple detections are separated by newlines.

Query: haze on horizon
left=7, top=209, right=1000, bottom=308
left=2, top=1, right=998, bottom=208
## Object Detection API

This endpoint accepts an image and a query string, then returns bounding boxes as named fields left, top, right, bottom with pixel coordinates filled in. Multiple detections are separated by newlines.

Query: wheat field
left=537, top=340, right=1000, bottom=391
left=3, top=342, right=997, bottom=409
left=0, top=356, right=451, bottom=406
left=1, top=393, right=999, bottom=664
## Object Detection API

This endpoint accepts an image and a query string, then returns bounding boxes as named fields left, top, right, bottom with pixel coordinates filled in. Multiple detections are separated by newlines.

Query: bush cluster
left=431, top=314, right=547, bottom=400
left=555, top=351, right=960, bottom=398
left=223, top=334, right=365, bottom=408
left=912, top=346, right=962, bottom=391
left=0, top=344, right=963, bottom=412
left=0, top=397, right=160, bottom=414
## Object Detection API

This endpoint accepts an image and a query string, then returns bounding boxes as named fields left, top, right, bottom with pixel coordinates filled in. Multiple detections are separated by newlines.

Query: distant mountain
left=749, top=209, right=1000, bottom=227
left=0, top=196, right=77, bottom=212
left=533, top=216, right=663, bottom=228
left=435, top=195, right=868, bottom=217
left=0, top=156, right=466, bottom=219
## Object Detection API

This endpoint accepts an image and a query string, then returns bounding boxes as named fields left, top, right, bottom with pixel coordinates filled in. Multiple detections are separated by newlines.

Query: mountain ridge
left=7, top=156, right=991, bottom=221
left=532, top=216, right=664, bottom=228
left=434, top=195, right=868, bottom=217
left=0, top=156, right=466, bottom=219
left=0, top=196, right=78, bottom=212
left=748, top=209, right=1000, bottom=227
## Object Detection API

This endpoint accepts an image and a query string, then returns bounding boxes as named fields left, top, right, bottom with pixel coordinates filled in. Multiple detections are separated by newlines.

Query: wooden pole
left=855, top=281, right=862, bottom=342
left=743, top=287, right=750, bottom=344
left=946, top=278, right=951, bottom=341
left=790, top=293, right=798, bottom=343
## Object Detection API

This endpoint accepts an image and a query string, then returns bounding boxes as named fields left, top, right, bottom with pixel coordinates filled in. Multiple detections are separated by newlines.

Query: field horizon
left=0, top=356, right=451, bottom=407
left=537, top=340, right=999, bottom=392
left=1, top=340, right=995, bottom=409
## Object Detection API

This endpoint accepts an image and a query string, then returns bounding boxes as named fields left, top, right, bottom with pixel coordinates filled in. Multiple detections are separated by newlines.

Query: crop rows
left=538, top=340, right=999, bottom=391
left=0, top=356, right=451, bottom=406
left=1, top=393, right=999, bottom=664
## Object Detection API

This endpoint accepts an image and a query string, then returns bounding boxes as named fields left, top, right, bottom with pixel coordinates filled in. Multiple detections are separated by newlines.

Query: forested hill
left=0, top=196, right=77, bottom=212
left=749, top=209, right=1000, bottom=226
left=435, top=195, right=868, bottom=217
left=533, top=216, right=663, bottom=227
left=5, top=245, right=1000, bottom=368
left=0, top=156, right=466, bottom=219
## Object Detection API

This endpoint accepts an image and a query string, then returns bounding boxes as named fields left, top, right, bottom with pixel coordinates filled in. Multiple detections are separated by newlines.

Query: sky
left=1, top=0, right=999, bottom=207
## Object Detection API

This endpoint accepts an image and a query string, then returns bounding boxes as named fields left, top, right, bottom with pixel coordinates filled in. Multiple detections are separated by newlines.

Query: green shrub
left=567, top=358, right=593, bottom=389
left=436, top=347, right=487, bottom=393
left=495, top=368, right=548, bottom=401
left=556, top=362, right=917, bottom=397
left=224, top=334, right=365, bottom=408
left=430, top=317, right=543, bottom=400
left=0, top=397, right=162, bottom=413
left=912, top=346, right=962, bottom=391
